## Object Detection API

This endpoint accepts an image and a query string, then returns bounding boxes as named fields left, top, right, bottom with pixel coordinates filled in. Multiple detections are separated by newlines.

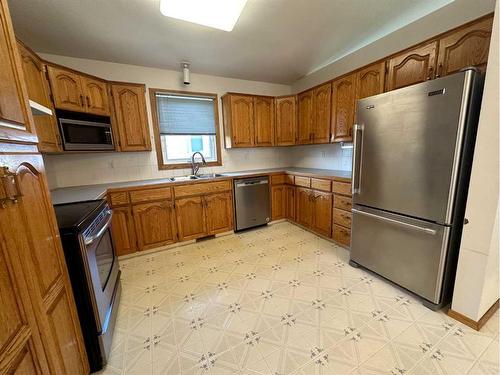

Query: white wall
left=451, top=0, right=499, bottom=321
left=292, top=0, right=495, bottom=93
left=41, top=54, right=294, bottom=188
left=289, top=144, right=352, bottom=171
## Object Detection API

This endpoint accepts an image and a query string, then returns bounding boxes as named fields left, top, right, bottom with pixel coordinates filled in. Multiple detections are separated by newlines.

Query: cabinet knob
left=0, top=167, right=22, bottom=208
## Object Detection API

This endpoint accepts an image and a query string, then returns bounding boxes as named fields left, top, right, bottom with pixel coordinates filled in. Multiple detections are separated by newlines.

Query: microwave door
left=59, top=118, right=115, bottom=151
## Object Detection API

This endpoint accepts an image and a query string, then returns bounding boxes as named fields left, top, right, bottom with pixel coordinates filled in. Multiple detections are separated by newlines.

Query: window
left=150, top=90, right=222, bottom=169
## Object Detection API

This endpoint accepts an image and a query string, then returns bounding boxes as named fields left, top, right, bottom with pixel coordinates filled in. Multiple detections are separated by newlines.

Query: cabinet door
left=47, top=66, right=85, bottom=112
left=331, top=74, right=356, bottom=142
left=355, top=62, right=386, bottom=100
left=297, top=90, right=313, bottom=144
left=230, top=95, right=254, bottom=147
left=296, top=187, right=313, bottom=228
left=437, top=17, right=493, bottom=77
left=133, top=200, right=177, bottom=250
left=205, top=192, right=233, bottom=235
left=110, top=206, right=136, bottom=256
left=312, top=83, right=331, bottom=144
left=0, top=155, right=88, bottom=374
left=175, top=196, right=207, bottom=241
left=0, top=1, right=35, bottom=142
left=82, top=77, right=110, bottom=116
left=285, top=185, right=296, bottom=221
left=275, top=96, right=296, bottom=146
left=312, top=191, right=332, bottom=237
left=17, top=43, right=61, bottom=153
left=254, top=96, right=274, bottom=146
left=386, top=41, right=438, bottom=91
left=271, top=185, right=285, bottom=220
left=111, top=83, right=151, bottom=151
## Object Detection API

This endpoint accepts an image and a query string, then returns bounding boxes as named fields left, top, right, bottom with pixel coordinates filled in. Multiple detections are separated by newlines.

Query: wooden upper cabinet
left=386, top=41, right=438, bottom=91
left=355, top=61, right=386, bottom=100
left=312, top=82, right=331, bottom=143
left=331, top=73, right=356, bottom=142
left=17, top=42, right=61, bottom=153
left=47, top=66, right=85, bottom=112
left=254, top=96, right=274, bottom=146
left=223, top=94, right=254, bottom=147
left=275, top=95, right=296, bottom=146
left=205, top=192, right=233, bottom=235
left=297, top=90, right=313, bottom=144
left=0, top=0, right=34, bottom=142
left=437, top=16, right=493, bottom=77
left=133, top=200, right=177, bottom=250
left=82, top=77, right=110, bottom=116
left=111, top=83, right=151, bottom=151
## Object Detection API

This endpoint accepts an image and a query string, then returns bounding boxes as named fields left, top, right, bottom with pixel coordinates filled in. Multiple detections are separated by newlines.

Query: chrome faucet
left=191, top=152, right=207, bottom=176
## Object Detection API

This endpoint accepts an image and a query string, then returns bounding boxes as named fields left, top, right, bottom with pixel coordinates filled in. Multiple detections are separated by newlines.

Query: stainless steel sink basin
left=196, top=173, right=225, bottom=179
left=170, top=175, right=199, bottom=181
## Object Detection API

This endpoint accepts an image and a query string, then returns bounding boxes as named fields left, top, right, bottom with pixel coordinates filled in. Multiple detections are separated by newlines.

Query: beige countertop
left=50, top=167, right=352, bottom=205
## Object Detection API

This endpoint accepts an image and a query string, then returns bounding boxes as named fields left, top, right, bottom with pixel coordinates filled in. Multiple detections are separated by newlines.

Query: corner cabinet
left=111, top=82, right=151, bottom=151
left=17, top=41, right=61, bottom=153
left=312, top=83, right=332, bottom=144
left=275, top=95, right=297, bottom=146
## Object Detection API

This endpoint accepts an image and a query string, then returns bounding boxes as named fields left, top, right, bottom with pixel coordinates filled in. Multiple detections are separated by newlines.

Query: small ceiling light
left=181, top=62, right=190, bottom=85
left=160, top=0, right=248, bottom=32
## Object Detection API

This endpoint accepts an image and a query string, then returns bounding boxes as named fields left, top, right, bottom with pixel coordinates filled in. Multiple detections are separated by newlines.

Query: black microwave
left=57, top=110, right=115, bottom=151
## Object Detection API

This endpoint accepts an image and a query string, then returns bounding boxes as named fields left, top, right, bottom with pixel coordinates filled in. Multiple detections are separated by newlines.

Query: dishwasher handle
left=235, top=179, right=269, bottom=188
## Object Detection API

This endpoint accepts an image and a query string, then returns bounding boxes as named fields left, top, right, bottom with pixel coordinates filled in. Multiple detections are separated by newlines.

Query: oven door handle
left=84, top=211, right=113, bottom=246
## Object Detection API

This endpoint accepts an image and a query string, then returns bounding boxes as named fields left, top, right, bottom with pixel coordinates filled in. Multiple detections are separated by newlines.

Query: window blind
left=156, top=94, right=216, bottom=135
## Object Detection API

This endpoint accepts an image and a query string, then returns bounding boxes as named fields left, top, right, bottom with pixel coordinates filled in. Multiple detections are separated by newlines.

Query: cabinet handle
left=436, top=63, right=443, bottom=78
left=427, top=66, right=434, bottom=80
left=80, top=95, right=84, bottom=106
left=0, top=167, right=22, bottom=208
left=86, top=95, right=91, bottom=108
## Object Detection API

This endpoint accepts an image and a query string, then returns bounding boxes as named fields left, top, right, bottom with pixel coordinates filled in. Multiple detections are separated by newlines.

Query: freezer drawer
left=350, top=206, right=450, bottom=303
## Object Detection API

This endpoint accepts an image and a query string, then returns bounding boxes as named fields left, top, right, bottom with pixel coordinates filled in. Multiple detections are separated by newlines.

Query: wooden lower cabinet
left=296, top=187, right=314, bottom=228
left=175, top=196, right=207, bottom=241
left=285, top=185, right=296, bottom=221
left=332, top=190, right=352, bottom=247
left=0, top=154, right=88, bottom=374
left=312, top=191, right=333, bottom=237
left=111, top=206, right=136, bottom=256
left=205, top=192, right=233, bottom=235
left=271, top=185, right=286, bottom=220
left=333, top=224, right=351, bottom=247
left=133, top=200, right=177, bottom=250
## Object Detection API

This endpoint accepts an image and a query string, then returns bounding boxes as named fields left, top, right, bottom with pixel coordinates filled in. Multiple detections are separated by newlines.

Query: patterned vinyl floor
left=98, top=222, right=499, bottom=375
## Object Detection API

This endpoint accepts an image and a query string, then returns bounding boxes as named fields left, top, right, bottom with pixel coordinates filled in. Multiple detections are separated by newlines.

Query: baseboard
left=448, top=299, right=499, bottom=331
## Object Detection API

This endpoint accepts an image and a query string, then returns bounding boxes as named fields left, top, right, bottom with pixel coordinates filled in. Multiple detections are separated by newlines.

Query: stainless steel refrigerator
left=350, top=69, right=484, bottom=310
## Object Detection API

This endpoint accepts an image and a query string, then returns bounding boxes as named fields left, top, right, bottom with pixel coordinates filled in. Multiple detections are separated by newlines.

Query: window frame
left=149, top=88, right=222, bottom=170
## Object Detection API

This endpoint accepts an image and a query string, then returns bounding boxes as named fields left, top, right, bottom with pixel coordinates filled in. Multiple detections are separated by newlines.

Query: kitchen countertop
left=50, top=167, right=352, bottom=205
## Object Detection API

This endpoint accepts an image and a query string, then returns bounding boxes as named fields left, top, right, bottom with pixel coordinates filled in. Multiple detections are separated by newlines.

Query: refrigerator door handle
left=352, top=208, right=438, bottom=235
left=352, top=124, right=363, bottom=194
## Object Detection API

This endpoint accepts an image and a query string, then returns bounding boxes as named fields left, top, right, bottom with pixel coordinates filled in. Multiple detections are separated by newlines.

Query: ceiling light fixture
left=160, top=0, right=247, bottom=32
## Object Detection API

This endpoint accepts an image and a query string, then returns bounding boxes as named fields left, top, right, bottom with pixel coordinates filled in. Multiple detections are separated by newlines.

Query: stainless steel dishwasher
left=234, top=176, right=270, bottom=231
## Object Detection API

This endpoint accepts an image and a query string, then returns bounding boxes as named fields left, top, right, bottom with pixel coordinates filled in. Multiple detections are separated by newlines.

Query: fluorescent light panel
left=160, top=0, right=247, bottom=32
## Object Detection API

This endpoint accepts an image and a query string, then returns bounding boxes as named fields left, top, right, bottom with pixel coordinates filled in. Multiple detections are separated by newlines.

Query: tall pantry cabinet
left=0, top=0, right=89, bottom=374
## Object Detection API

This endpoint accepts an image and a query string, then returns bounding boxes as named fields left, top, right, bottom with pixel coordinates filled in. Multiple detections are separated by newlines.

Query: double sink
left=169, top=173, right=226, bottom=182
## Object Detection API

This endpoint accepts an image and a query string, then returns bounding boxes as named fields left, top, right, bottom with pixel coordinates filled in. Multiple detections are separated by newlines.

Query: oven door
left=80, top=209, right=120, bottom=333
left=59, top=118, right=115, bottom=151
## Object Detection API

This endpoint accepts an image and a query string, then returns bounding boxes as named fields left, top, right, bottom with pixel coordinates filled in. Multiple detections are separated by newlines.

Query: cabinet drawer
left=174, top=180, right=231, bottom=198
left=294, top=176, right=311, bottom=188
left=271, top=174, right=286, bottom=185
left=285, top=175, right=294, bottom=185
left=311, top=178, right=331, bottom=192
left=332, top=181, right=351, bottom=196
left=333, top=208, right=352, bottom=229
left=130, top=187, right=172, bottom=204
left=333, top=224, right=351, bottom=247
left=334, top=195, right=352, bottom=211
left=108, top=192, right=129, bottom=207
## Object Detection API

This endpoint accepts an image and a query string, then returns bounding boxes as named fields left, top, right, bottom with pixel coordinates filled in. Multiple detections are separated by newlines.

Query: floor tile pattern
left=99, top=222, right=499, bottom=375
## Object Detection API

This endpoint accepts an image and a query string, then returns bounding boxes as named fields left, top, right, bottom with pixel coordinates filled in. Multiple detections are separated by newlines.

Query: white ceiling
left=10, top=0, right=455, bottom=84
